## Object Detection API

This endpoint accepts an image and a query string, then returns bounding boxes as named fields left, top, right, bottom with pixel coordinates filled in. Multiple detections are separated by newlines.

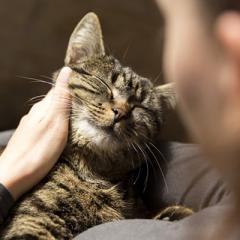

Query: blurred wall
left=0, top=0, right=164, bottom=130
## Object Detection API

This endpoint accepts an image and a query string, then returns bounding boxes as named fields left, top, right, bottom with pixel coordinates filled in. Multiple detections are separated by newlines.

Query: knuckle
left=20, top=114, right=29, bottom=124
left=30, top=103, right=40, bottom=112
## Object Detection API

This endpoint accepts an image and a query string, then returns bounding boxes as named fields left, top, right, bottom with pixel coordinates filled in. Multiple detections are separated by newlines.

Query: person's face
left=157, top=0, right=240, bottom=223
left=156, top=0, right=227, bottom=145
left=156, top=0, right=240, bottom=185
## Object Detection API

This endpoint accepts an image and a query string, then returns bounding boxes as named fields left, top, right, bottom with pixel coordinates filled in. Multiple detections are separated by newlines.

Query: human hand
left=0, top=67, right=72, bottom=200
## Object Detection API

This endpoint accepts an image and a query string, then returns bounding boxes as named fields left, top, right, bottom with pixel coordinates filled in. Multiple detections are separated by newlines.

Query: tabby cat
left=0, top=13, right=192, bottom=240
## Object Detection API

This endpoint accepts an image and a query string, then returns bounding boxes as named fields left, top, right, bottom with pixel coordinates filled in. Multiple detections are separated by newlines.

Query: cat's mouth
left=99, top=119, right=134, bottom=138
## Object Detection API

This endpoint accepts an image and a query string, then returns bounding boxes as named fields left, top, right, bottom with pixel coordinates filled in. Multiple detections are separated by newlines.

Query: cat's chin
left=72, top=119, right=124, bottom=152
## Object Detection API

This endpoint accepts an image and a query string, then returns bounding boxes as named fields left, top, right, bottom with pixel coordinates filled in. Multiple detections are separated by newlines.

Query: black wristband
left=0, top=183, right=15, bottom=224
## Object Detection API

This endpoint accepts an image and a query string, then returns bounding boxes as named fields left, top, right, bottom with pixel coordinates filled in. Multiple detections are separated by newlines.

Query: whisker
left=17, top=75, right=78, bottom=100
left=153, top=71, right=163, bottom=84
left=145, top=143, right=169, bottom=193
left=122, top=40, right=132, bottom=61
left=132, top=129, right=168, bottom=166
left=27, top=94, right=47, bottom=104
left=135, top=143, right=149, bottom=193
left=124, top=138, right=135, bottom=169
left=134, top=167, right=141, bottom=186
left=131, top=142, right=141, bottom=163
left=131, top=142, right=142, bottom=185
left=40, top=75, right=54, bottom=81
left=148, top=142, right=168, bottom=165
left=17, top=76, right=55, bottom=87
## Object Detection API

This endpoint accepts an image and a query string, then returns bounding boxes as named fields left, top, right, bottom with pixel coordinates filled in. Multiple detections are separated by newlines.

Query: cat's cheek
left=131, top=107, right=142, bottom=121
left=132, top=108, right=157, bottom=138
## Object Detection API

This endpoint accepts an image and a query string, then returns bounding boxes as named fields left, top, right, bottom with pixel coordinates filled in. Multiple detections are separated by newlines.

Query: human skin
left=156, top=0, right=240, bottom=195
left=0, top=67, right=72, bottom=200
left=156, top=0, right=240, bottom=238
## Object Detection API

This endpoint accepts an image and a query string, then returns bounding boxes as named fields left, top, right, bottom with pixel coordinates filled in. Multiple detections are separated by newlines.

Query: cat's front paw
left=154, top=206, right=193, bottom=221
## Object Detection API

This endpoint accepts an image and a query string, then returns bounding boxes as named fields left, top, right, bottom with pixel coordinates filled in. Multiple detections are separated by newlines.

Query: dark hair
left=203, top=0, right=240, bottom=17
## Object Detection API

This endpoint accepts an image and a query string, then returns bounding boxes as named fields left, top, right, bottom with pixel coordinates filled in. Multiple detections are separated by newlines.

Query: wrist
left=0, top=156, right=34, bottom=200
left=0, top=173, right=25, bottom=200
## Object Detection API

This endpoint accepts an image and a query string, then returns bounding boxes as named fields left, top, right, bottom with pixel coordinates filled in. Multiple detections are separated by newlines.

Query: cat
left=0, top=12, right=192, bottom=240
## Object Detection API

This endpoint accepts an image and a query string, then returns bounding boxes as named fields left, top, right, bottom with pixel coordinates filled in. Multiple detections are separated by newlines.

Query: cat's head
left=61, top=13, right=163, bottom=176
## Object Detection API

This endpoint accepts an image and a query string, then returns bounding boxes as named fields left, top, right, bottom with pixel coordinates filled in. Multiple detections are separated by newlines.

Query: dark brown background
left=0, top=0, right=164, bottom=131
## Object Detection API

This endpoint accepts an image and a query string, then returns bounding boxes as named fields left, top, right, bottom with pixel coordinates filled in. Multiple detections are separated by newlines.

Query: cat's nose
left=112, top=104, right=130, bottom=122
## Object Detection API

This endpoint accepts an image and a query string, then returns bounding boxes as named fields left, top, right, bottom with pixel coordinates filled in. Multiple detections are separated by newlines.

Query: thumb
left=50, top=67, right=72, bottom=115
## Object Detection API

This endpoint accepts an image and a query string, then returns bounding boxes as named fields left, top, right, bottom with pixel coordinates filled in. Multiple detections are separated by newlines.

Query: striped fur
left=0, top=13, right=191, bottom=239
left=1, top=157, right=135, bottom=239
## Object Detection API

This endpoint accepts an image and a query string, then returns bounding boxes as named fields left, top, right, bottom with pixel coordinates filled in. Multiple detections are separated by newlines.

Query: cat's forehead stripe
left=111, top=72, right=119, bottom=84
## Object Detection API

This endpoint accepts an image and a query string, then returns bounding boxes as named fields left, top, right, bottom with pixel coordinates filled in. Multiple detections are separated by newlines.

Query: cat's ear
left=65, top=12, right=105, bottom=65
left=154, top=83, right=190, bottom=142
left=154, top=83, right=176, bottom=110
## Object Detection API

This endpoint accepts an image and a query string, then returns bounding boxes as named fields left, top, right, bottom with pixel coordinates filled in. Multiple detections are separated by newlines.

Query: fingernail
left=58, top=67, right=72, bottom=83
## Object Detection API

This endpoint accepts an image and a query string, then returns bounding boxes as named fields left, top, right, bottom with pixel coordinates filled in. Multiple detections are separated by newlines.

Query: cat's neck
left=63, top=141, right=138, bottom=183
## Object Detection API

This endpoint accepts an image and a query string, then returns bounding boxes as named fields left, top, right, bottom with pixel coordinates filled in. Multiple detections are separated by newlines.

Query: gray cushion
left=142, top=142, right=230, bottom=211
left=0, top=130, right=14, bottom=147
left=75, top=205, right=231, bottom=240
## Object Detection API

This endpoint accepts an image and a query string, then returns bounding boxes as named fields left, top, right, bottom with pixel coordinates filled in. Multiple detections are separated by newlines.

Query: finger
left=28, top=89, right=54, bottom=117
left=50, top=67, right=72, bottom=115
left=28, top=67, right=72, bottom=122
